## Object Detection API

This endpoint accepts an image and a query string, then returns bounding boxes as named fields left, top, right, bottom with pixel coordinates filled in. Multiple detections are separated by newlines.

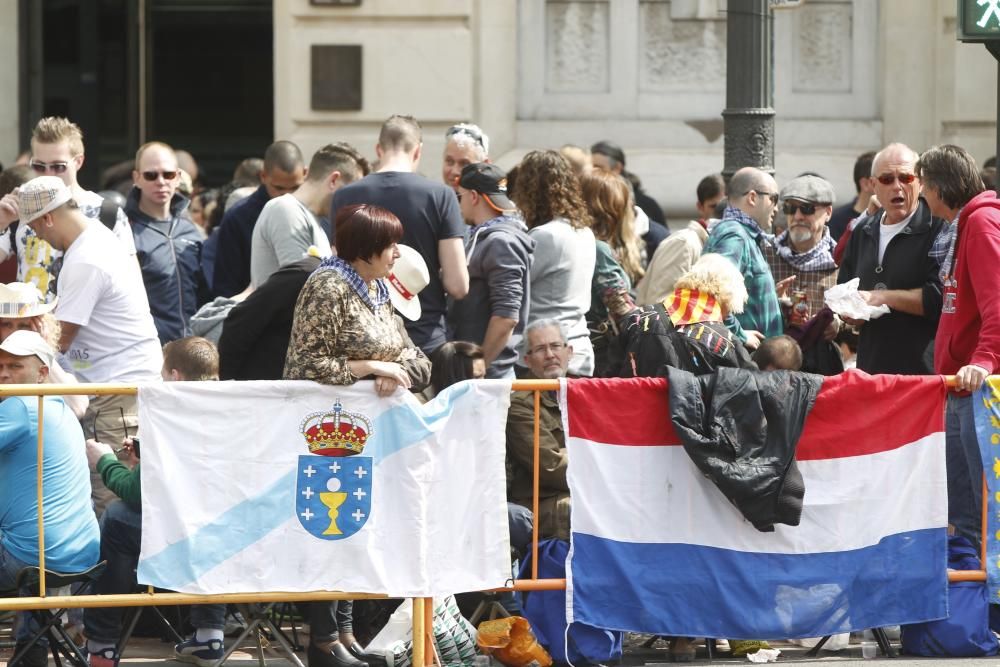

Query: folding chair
left=7, top=561, right=106, bottom=667
left=218, top=603, right=305, bottom=667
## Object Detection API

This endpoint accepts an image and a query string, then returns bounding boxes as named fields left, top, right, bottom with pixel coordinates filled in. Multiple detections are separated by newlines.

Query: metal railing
left=0, top=376, right=986, bottom=666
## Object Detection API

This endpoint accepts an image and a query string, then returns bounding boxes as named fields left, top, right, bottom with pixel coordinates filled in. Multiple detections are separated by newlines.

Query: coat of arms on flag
left=296, top=400, right=373, bottom=540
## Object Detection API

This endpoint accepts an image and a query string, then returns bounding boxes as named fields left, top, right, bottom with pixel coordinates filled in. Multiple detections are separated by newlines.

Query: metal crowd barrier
left=0, top=377, right=986, bottom=666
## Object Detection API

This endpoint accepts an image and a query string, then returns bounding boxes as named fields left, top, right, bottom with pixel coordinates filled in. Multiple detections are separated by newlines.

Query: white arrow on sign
left=979, top=0, right=1000, bottom=28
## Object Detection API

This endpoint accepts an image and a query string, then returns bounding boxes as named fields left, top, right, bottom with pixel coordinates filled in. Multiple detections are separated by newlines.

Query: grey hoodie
left=447, top=216, right=535, bottom=378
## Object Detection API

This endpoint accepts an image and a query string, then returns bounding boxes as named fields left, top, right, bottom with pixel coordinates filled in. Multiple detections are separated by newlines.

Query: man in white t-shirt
left=0, top=117, right=135, bottom=302
left=16, top=175, right=162, bottom=516
left=249, top=143, right=369, bottom=287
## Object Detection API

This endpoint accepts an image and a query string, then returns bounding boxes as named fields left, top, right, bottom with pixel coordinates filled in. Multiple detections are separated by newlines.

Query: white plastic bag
left=824, top=278, right=891, bottom=321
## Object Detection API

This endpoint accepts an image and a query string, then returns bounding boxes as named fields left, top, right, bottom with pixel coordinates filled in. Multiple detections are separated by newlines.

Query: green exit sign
left=960, top=0, right=1000, bottom=41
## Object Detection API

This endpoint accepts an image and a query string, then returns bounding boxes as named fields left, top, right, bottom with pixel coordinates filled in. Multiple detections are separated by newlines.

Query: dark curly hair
left=512, top=150, right=593, bottom=230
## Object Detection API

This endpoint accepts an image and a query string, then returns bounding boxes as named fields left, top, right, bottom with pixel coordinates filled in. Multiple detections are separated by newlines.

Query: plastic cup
left=861, top=640, right=877, bottom=659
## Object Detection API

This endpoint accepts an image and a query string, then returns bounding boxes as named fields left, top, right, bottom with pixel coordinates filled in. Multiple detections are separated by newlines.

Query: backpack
left=518, top=538, right=623, bottom=665
left=901, top=536, right=999, bottom=657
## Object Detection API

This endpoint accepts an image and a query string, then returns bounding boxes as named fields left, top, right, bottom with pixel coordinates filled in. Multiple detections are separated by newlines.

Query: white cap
left=0, top=329, right=55, bottom=368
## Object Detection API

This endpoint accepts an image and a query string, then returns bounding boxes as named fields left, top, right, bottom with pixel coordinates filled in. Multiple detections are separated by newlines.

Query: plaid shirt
left=762, top=240, right=839, bottom=326
left=317, top=256, right=389, bottom=312
left=703, top=207, right=783, bottom=339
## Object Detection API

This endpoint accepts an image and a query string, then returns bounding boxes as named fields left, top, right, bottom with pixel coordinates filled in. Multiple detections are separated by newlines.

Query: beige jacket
left=635, top=220, right=709, bottom=305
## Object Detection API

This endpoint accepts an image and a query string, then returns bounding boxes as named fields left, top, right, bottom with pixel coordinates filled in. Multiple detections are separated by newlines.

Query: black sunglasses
left=445, top=125, right=485, bottom=149
left=141, top=170, right=179, bottom=182
left=783, top=201, right=818, bottom=216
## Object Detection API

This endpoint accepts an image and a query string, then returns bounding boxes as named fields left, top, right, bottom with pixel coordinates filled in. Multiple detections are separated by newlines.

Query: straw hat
left=0, top=282, right=57, bottom=318
left=385, top=244, right=429, bottom=322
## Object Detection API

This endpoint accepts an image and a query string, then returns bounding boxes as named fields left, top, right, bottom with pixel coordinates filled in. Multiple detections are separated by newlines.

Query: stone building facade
left=276, top=0, right=997, bottom=219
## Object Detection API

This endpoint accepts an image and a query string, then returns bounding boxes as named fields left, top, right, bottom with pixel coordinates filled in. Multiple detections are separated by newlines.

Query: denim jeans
left=0, top=537, right=43, bottom=643
left=946, top=394, right=983, bottom=549
left=84, top=501, right=225, bottom=644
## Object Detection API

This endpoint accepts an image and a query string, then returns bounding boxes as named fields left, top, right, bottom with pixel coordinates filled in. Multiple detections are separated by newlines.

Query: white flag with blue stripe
left=136, top=380, right=512, bottom=597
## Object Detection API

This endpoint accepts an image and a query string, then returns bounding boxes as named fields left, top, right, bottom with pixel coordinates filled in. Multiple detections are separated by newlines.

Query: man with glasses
left=505, top=319, right=572, bottom=539
left=836, top=143, right=946, bottom=374
left=442, top=123, right=489, bottom=192
left=0, top=117, right=135, bottom=302
left=762, top=175, right=844, bottom=374
left=124, top=141, right=206, bottom=345
left=703, top=167, right=785, bottom=349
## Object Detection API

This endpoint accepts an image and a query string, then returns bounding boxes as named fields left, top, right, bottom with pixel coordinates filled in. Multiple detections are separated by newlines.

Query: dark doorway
left=20, top=0, right=273, bottom=190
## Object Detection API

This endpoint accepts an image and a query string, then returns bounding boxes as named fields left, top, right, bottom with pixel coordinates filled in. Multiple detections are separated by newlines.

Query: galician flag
left=136, top=379, right=512, bottom=597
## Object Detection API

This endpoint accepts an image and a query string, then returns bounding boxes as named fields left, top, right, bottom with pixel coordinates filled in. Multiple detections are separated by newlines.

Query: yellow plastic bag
left=476, top=616, right=553, bottom=667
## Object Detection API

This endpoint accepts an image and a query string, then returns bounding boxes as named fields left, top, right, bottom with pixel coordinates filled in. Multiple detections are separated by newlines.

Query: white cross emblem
left=301, top=508, right=314, bottom=521
left=329, top=462, right=341, bottom=473
left=303, top=465, right=316, bottom=478
left=302, top=487, right=314, bottom=500
left=978, top=0, right=1000, bottom=28
left=353, top=488, right=367, bottom=501
left=354, top=466, right=368, bottom=479
left=352, top=509, right=366, bottom=522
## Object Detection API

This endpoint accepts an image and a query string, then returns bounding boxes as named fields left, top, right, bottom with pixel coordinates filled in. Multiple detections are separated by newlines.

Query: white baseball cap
left=385, top=244, right=430, bottom=322
left=0, top=329, right=55, bottom=368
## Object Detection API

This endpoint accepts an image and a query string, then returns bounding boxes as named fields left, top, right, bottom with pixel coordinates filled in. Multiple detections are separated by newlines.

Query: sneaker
left=89, top=646, right=119, bottom=667
left=174, top=637, right=225, bottom=667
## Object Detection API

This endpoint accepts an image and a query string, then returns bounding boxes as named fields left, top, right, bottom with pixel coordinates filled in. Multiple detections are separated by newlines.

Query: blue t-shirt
left=0, top=396, right=100, bottom=572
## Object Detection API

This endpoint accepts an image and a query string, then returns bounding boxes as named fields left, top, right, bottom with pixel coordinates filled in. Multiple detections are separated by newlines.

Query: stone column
left=722, top=0, right=775, bottom=179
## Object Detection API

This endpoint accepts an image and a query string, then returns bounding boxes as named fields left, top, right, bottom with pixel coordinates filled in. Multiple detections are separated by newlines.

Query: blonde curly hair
left=673, top=253, right=748, bottom=315
left=512, top=150, right=593, bottom=230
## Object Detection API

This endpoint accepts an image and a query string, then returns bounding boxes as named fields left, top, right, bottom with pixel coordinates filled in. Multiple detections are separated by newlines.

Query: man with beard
left=763, top=174, right=843, bottom=374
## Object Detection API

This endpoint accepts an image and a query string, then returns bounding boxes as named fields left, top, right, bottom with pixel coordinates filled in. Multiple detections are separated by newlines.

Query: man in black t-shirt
left=331, top=115, right=469, bottom=354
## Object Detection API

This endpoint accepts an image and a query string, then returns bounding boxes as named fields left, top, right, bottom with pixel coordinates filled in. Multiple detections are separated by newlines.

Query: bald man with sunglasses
left=836, top=143, right=948, bottom=374
left=123, top=141, right=207, bottom=345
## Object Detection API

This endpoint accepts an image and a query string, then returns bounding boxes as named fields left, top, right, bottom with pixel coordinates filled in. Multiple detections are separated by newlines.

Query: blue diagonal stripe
left=138, top=381, right=476, bottom=589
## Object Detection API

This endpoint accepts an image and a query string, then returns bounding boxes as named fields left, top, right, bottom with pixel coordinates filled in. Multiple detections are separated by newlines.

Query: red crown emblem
left=300, top=400, right=372, bottom=457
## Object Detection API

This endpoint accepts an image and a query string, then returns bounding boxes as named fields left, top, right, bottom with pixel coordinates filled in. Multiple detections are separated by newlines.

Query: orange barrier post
left=35, top=395, right=46, bottom=597
left=411, top=597, right=425, bottom=667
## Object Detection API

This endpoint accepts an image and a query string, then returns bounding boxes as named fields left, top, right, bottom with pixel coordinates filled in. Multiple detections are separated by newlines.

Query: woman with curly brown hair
left=513, top=150, right=597, bottom=376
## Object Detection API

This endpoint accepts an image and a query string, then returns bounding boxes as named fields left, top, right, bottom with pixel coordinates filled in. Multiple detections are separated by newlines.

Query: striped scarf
left=662, top=288, right=723, bottom=326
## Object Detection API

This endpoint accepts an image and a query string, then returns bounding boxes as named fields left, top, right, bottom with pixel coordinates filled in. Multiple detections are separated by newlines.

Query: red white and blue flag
left=563, top=372, right=949, bottom=639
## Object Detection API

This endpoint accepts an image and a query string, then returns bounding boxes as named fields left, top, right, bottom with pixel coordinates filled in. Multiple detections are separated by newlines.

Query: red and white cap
left=386, top=244, right=429, bottom=322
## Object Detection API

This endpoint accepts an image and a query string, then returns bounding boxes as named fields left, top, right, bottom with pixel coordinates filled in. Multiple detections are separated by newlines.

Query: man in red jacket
left=917, top=144, right=1000, bottom=547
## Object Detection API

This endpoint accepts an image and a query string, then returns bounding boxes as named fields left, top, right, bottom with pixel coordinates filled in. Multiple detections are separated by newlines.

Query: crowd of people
left=0, top=112, right=998, bottom=666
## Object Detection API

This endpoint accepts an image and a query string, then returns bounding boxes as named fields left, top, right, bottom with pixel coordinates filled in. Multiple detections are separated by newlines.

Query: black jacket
left=667, top=366, right=821, bottom=531
left=618, top=303, right=757, bottom=378
left=837, top=199, right=946, bottom=374
left=218, top=256, right=319, bottom=380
